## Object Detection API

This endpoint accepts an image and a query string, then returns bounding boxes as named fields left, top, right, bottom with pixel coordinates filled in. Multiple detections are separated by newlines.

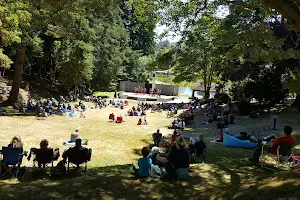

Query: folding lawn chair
left=32, top=148, right=59, bottom=175
left=66, top=148, right=92, bottom=175
left=261, top=142, right=294, bottom=168
left=0, top=147, right=24, bottom=178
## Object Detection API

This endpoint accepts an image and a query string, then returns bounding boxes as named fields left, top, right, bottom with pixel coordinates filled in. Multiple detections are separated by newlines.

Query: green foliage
left=59, top=40, right=94, bottom=86
left=90, top=3, right=128, bottom=91
left=121, top=0, right=158, bottom=55
left=0, top=0, right=157, bottom=94
left=0, top=0, right=31, bottom=46
left=287, top=69, right=300, bottom=94
left=0, top=0, right=31, bottom=69
left=0, top=49, right=13, bottom=69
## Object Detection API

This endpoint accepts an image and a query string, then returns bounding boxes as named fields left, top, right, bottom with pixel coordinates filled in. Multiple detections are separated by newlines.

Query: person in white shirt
left=70, top=129, right=79, bottom=142
left=177, top=120, right=186, bottom=129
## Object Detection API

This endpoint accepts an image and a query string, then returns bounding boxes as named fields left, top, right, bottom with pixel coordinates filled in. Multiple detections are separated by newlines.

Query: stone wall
left=119, top=81, right=145, bottom=92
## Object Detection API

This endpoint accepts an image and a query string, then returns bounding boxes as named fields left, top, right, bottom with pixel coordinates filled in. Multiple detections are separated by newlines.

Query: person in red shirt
left=249, top=125, right=296, bottom=163
left=116, top=115, right=123, bottom=123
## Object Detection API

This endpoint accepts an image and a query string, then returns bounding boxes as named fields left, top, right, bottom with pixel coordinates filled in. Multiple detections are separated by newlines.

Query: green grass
left=1, top=102, right=300, bottom=200
left=92, top=91, right=114, bottom=98
left=155, top=75, right=197, bottom=88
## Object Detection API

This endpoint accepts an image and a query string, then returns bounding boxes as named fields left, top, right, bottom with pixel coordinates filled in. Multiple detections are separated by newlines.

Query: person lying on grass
left=156, top=137, right=190, bottom=178
left=133, top=147, right=152, bottom=178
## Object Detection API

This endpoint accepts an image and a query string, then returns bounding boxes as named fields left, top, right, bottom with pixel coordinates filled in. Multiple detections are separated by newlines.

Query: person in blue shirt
left=133, top=147, right=152, bottom=177
left=67, top=104, right=72, bottom=111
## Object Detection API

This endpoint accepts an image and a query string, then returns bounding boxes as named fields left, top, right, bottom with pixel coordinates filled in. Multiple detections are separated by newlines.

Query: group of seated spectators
left=109, top=99, right=128, bottom=109
left=0, top=134, right=91, bottom=176
left=134, top=132, right=206, bottom=179
left=137, top=117, right=148, bottom=125
left=14, top=98, right=88, bottom=118
left=109, top=113, right=124, bottom=123
left=168, top=119, right=186, bottom=129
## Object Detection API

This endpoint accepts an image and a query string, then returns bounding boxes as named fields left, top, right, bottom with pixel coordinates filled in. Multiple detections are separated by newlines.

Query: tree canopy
left=1, top=0, right=300, bottom=109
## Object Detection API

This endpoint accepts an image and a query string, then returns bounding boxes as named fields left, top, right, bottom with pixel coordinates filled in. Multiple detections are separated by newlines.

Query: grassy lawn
left=0, top=101, right=300, bottom=200
left=92, top=92, right=114, bottom=98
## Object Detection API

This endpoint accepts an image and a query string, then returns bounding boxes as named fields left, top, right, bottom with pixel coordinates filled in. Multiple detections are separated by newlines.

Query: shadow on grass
left=1, top=162, right=300, bottom=200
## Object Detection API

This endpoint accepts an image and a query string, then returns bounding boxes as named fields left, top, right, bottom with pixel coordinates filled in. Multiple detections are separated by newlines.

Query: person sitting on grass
left=67, top=104, right=72, bottom=112
left=189, top=135, right=206, bottom=163
left=143, top=119, right=148, bottom=125
left=249, top=125, right=296, bottom=163
left=81, top=104, right=86, bottom=112
left=109, top=113, right=115, bottom=121
left=137, top=118, right=142, bottom=125
left=177, top=119, right=186, bottom=129
left=80, top=111, right=86, bottom=118
left=150, top=146, right=162, bottom=167
left=217, top=128, right=231, bottom=142
left=133, top=147, right=152, bottom=178
left=156, top=137, right=190, bottom=178
left=68, top=109, right=77, bottom=118
left=152, top=129, right=162, bottom=147
left=171, top=129, right=180, bottom=143
left=70, top=129, right=80, bottom=142
left=116, top=115, right=123, bottom=123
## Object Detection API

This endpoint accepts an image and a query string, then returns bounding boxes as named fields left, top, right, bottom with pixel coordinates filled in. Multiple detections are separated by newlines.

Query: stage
left=120, top=92, right=177, bottom=102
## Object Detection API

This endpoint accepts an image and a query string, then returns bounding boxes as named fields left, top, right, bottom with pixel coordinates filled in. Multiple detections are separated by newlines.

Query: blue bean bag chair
left=223, top=133, right=257, bottom=149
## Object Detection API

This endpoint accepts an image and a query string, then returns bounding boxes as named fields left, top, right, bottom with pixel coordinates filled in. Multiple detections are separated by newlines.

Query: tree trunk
left=263, top=0, right=300, bottom=31
left=5, top=46, right=26, bottom=105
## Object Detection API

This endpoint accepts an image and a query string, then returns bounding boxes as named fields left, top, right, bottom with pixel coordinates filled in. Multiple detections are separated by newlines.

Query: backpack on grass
left=53, top=160, right=66, bottom=177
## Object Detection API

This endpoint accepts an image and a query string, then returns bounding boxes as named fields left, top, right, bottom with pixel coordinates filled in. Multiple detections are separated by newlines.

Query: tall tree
left=0, top=0, right=31, bottom=104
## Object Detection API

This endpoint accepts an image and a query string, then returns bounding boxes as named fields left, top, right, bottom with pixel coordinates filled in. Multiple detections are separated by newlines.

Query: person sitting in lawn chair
left=189, top=135, right=206, bottom=163
left=27, top=139, right=60, bottom=169
left=0, top=136, right=25, bottom=173
left=62, top=138, right=92, bottom=166
left=116, top=115, right=123, bottom=123
left=249, top=126, right=296, bottom=163
left=8, top=136, right=24, bottom=152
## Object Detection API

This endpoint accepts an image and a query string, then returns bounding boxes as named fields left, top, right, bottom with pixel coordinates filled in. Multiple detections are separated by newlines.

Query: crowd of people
left=134, top=130, right=207, bottom=179
left=133, top=87, right=161, bottom=96
left=1, top=93, right=297, bottom=180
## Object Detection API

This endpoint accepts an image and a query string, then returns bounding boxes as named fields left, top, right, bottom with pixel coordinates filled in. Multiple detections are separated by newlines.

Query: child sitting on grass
left=133, top=147, right=152, bottom=178
left=137, top=118, right=142, bottom=125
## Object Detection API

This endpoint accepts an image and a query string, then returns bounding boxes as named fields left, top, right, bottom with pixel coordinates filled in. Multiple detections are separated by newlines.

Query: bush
left=214, top=92, right=230, bottom=103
